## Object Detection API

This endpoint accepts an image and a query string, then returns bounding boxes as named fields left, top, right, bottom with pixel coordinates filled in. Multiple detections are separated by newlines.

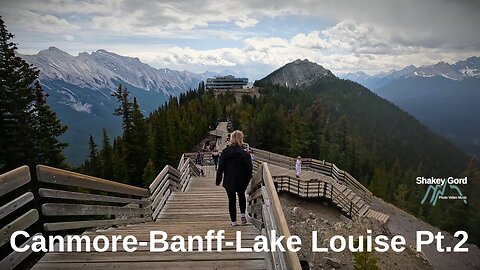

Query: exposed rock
left=292, top=206, right=301, bottom=217
left=325, top=257, right=342, bottom=269
left=257, top=59, right=335, bottom=88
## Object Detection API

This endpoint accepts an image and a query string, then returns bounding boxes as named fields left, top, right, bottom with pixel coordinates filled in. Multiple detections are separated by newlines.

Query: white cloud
left=64, top=34, right=74, bottom=41
left=234, top=17, right=259, bottom=28
left=135, top=20, right=479, bottom=78
left=3, top=0, right=479, bottom=78
left=5, top=9, right=81, bottom=34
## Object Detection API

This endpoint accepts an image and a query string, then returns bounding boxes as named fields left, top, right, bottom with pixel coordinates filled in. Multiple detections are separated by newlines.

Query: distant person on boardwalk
left=204, top=139, right=210, bottom=150
left=249, top=148, right=255, bottom=164
left=195, top=151, right=205, bottom=176
left=212, top=148, right=220, bottom=170
left=296, top=156, right=302, bottom=178
left=216, top=130, right=253, bottom=226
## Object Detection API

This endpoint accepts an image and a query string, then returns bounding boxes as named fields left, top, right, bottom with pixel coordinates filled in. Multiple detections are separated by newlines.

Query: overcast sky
left=2, top=0, right=480, bottom=79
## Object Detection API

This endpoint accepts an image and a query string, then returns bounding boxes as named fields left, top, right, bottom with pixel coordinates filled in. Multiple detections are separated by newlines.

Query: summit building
left=205, top=75, right=249, bottom=90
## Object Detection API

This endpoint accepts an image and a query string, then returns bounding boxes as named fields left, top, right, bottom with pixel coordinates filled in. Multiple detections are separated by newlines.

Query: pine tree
left=143, top=159, right=156, bottom=185
left=0, top=16, right=37, bottom=170
left=100, top=128, right=114, bottom=179
left=85, top=135, right=101, bottom=175
left=112, top=85, right=133, bottom=133
left=128, top=97, right=149, bottom=186
left=0, top=16, right=67, bottom=172
left=32, top=81, right=68, bottom=166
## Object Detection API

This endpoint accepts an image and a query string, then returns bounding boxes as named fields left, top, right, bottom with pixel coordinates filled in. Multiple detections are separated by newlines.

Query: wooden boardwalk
left=266, top=164, right=389, bottom=224
left=32, top=166, right=267, bottom=270
left=2, top=121, right=383, bottom=270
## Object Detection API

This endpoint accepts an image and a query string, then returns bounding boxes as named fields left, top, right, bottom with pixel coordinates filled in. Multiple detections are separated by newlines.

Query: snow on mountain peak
left=21, top=48, right=204, bottom=97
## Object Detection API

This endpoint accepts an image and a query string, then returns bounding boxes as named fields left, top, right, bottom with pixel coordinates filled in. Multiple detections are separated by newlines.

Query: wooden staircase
left=262, top=160, right=389, bottom=224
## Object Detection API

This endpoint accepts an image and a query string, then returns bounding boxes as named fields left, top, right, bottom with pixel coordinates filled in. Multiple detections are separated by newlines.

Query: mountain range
left=20, top=47, right=237, bottom=165
left=340, top=57, right=480, bottom=159
left=341, top=57, right=480, bottom=90
left=21, top=46, right=479, bottom=164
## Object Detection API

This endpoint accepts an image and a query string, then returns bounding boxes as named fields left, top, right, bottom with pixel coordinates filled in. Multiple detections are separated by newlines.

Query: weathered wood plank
left=38, top=188, right=149, bottom=206
left=262, top=164, right=302, bottom=270
left=248, top=186, right=263, bottom=201
left=0, top=209, right=39, bottom=248
left=0, top=192, right=34, bottom=220
left=152, top=189, right=171, bottom=220
left=41, top=203, right=149, bottom=216
left=0, top=166, right=30, bottom=197
left=36, top=165, right=148, bottom=197
left=150, top=179, right=170, bottom=209
left=149, top=165, right=179, bottom=193
left=44, top=217, right=151, bottom=231
left=33, top=260, right=267, bottom=270
left=0, top=233, right=42, bottom=270
left=249, top=202, right=263, bottom=216
left=37, top=249, right=265, bottom=263
left=248, top=215, right=263, bottom=229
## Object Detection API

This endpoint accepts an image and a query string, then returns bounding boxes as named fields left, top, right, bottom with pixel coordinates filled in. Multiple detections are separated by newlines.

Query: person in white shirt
left=295, top=156, right=302, bottom=178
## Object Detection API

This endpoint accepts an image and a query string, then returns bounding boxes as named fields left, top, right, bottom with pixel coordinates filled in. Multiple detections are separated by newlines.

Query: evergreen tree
left=100, top=128, right=114, bottom=179
left=85, top=135, right=101, bottom=175
left=32, top=81, right=68, bottom=166
left=0, top=16, right=67, bottom=172
left=143, top=159, right=157, bottom=185
left=0, top=16, right=37, bottom=170
left=112, top=85, right=133, bottom=133
left=353, top=240, right=379, bottom=270
left=128, top=97, right=149, bottom=186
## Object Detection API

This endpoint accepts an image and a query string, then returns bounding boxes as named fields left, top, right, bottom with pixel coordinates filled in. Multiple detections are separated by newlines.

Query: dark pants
left=226, top=190, right=246, bottom=222
left=213, top=157, right=219, bottom=169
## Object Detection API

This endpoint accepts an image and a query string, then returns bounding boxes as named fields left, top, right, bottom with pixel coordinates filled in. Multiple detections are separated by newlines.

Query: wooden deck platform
left=32, top=166, right=268, bottom=270
left=267, top=164, right=389, bottom=224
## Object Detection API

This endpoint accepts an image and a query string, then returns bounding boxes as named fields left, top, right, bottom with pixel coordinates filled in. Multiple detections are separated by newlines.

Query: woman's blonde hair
left=229, top=130, right=244, bottom=146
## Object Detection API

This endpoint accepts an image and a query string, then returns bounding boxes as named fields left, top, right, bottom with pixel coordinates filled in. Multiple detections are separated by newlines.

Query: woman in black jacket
left=216, top=130, right=253, bottom=226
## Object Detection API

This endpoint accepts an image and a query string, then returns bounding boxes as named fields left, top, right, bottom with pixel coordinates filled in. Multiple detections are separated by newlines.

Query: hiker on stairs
left=216, top=130, right=253, bottom=226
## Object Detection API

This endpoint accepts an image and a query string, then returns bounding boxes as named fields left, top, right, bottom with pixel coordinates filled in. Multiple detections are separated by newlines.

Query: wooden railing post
left=247, top=163, right=302, bottom=270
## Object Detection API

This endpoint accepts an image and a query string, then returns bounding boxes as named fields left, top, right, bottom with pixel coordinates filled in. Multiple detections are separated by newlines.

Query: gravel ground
left=371, top=197, right=480, bottom=270
left=280, top=193, right=437, bottom=270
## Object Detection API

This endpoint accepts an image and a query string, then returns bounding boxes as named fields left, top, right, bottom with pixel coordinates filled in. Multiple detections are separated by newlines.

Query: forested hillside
left=80, top=84, right=234, bottom=186
left=254, top=74, right=479, bottom=246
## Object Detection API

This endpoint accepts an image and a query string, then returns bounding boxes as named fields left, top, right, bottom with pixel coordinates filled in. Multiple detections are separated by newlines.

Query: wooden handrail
left=37, top=165, right=149, bottom=197
left=0, top=165, right=31, bottom=197
left=0, top=166, right=42, bottom=270
left=272, top=175, right=367, bottom=218
left=252, top=148, right=372, bottom=202
left=149, top=156, right=199, bottom=220
left=247, top=163, right=302, bottom=270
left=36, top=165, right=151, bottom=232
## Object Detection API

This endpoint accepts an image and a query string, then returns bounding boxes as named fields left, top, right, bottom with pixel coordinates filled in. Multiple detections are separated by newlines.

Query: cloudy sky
left=2, top=0, right=480, bottom=79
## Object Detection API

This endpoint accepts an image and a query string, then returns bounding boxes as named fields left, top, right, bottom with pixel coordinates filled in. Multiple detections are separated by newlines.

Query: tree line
left=0, top=16, right=67, bottom=173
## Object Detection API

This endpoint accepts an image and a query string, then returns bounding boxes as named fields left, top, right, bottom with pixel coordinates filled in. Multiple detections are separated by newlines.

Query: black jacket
left=216, top=145, right=253, bottom=192
left=195, top=154, right=203, bottom=165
